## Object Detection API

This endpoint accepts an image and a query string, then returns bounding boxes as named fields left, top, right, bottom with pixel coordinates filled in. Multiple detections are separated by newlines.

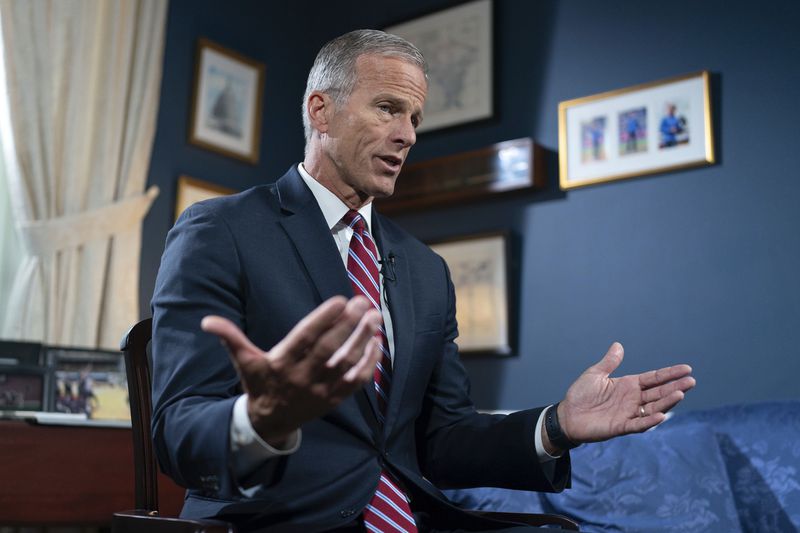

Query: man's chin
left=371, top=187, right=395, bottom=200
left=369, top=176, right=397, bottom=199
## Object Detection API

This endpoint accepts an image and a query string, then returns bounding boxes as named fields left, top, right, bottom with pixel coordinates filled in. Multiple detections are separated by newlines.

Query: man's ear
left=307, top=91, right=332, bottom=134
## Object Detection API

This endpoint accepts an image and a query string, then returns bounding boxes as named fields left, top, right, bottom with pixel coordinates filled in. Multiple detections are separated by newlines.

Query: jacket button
left=340, top=509, right=355, bottom=518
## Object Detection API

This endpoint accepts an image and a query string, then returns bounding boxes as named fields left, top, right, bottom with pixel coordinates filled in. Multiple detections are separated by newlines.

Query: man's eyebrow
left=371, top=93, right=424, bottom=123
left=373, top=94, right=403, bottom=105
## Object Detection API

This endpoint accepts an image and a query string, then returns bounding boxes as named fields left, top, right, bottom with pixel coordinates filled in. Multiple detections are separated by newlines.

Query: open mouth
left=379, top=155, right=402, bottom=167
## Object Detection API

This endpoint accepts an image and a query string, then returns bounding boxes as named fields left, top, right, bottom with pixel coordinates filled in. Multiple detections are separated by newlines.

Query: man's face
left=317, top=54, right=426, bottom=206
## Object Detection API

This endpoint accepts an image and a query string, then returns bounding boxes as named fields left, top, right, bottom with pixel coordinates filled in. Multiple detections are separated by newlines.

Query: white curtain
left=0, top=0, right=167, bottom=349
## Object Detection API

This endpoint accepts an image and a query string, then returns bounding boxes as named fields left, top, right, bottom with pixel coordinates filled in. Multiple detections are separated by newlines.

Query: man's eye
left=378, top=105, right=392, bottom=113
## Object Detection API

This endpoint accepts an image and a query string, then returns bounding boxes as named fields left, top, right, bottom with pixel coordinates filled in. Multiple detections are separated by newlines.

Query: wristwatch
left=545, top=402, right=580, bottom=450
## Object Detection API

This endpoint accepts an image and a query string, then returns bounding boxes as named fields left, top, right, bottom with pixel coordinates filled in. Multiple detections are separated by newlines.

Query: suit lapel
left=275, top=169, right=352, bottom=302
left=372, top=213, right=415, bottom=433
left=275, top=169, right=382, bottom=429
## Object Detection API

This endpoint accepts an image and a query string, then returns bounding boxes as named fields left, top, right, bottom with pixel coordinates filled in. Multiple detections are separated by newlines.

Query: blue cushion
left=444, top=486, right=547, bottom=514
left=666, top=401, right=800, bottom=532
left=541, top=421, right=742, bottom=533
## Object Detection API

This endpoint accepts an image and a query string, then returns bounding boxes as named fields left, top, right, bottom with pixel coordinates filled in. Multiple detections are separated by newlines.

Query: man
left=659, top=103, right=684, bottom=148
left=151, top=30, right=695, bottom=532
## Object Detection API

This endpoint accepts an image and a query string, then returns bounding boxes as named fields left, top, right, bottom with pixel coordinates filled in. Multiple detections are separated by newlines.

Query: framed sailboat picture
left=189, top=38, right=265, bottom=163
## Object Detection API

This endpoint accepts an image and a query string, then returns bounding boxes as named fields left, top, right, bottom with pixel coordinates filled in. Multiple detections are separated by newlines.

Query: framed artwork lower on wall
left=175, top=175, right=235, bottom=221
left=429, top=232, right=511, bottom=356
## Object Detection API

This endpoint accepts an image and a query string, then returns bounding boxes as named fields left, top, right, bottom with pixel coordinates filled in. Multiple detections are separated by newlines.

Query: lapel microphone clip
left=379, top=252, right=397, bottom=283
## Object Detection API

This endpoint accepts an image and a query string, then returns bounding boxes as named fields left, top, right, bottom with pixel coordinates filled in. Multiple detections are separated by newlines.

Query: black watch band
left=545, top=402, right=580, bottom=451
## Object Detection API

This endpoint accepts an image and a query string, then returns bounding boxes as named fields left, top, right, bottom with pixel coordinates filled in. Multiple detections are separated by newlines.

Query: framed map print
left=386, top=0, right=493, bottom=133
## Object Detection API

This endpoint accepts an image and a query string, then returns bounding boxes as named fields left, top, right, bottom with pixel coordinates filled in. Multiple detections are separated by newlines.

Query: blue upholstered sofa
left=446, top=401, right=800, bottom=532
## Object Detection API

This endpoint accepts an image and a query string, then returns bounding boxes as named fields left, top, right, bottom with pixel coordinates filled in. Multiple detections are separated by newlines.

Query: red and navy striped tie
left=343, top=210, right=417, bottom=533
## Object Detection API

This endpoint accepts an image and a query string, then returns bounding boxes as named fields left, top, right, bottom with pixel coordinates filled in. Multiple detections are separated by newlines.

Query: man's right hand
left=201, top=296, right=382, bottom=447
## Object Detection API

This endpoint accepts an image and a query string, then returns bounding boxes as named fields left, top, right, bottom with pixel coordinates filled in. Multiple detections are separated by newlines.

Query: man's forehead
left=355, top=54, right=426, bottom=80
left=353, top=54, right=427, bottom=99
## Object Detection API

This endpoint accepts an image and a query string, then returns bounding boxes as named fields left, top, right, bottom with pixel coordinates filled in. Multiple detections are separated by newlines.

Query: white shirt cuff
left=535, top=405, right=563, bottom=461
left=230, top=394, right=301, bottom=480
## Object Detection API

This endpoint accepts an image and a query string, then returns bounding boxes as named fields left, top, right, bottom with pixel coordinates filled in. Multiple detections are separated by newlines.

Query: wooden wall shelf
left=375, top=137, right=546, bottom=214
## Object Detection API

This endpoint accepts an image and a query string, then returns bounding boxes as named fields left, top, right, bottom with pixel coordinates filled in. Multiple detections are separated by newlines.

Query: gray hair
left=302, top=29, right=428, bottom=147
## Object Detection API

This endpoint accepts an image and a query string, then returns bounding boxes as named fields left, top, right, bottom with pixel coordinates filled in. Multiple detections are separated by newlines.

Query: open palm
left=559, top=342, right=696, bottom=443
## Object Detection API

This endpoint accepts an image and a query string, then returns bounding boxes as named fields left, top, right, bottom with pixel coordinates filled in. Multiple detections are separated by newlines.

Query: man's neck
left=297, top=163, right=373, bottom=232
left=302, top=152, right=372, bottom=209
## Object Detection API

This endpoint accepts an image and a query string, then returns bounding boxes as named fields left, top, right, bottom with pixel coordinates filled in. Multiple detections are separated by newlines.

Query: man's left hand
left=557, top=342, right=696, bottom=445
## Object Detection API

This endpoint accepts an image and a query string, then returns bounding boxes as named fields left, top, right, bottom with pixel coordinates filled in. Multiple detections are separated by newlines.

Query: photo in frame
left=386, top=0, right=493, bottom=133
left=558, top=71, right=715, bottom=190
left=46, top=347, right=129, bottom=422
left=0, top=341, right=46, bottom=412
left=0, top=368, right=46, bottom=411
left=429, top=233, right=511, bottom=356
left=175, top=175, right=236, bottom=221
left=189, top=38, right=265, bottom=163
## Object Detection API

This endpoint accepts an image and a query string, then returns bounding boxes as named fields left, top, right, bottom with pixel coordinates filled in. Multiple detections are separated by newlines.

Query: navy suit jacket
left=151, top=167, right=570, bottom=531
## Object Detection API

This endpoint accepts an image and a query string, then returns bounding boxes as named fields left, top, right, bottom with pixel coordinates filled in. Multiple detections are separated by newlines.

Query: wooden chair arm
left=472, top=510, right=580, bottom=530
left=112, top=510, right=236, bottom=533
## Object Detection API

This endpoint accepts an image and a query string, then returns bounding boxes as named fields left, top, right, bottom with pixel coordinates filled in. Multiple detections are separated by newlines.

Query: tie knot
left=343, top=209, right=367, bottom=234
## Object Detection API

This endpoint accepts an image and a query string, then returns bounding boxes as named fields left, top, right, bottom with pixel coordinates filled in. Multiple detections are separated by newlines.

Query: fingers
left=626, top=411, right=667, bottom=433
left=270, top=296, right=349, bottom=359
left=201, top=315, right=263, bottom=366
left=640, top=375, right=696, bottom=404
left=342, top=337, right=381, bottom=384
left=628, top=388, right=687, bottom=434
left=325, top=305, right=381, bottom=370
left=321, top=299, right=381, bottom=398
left=271, top=295, right=381, bottom=393
left=301, top=296, right=375, bottom=365
left=588, top=342, right=624, bottom=376
left=326, top=337, right=381, bottom=403
left=644, top=389, right=685, bottom=416
left=638, top=363, right=693, bottom=389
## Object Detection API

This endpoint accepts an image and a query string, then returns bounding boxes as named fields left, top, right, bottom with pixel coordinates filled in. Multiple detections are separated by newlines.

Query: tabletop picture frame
left=429, top=232, right=512, bottom=356
left=0, top=341, right=46, bottom=412
left=386, top=0, right=493, bottom=133
left=175, top=175, right=236, bottom=221
left=46, top=347, right=128, bottom=422
left=558, top=71, right=715, bottom=190
left=189, top=38, right=265, bottom=164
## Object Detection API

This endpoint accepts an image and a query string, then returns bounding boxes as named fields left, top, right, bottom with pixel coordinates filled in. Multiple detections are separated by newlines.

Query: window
left=0, top=7, right=22, bottom=329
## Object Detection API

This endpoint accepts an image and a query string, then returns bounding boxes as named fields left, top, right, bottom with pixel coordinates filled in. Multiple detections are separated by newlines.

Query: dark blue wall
left=142, top=0, right=800, bottom=412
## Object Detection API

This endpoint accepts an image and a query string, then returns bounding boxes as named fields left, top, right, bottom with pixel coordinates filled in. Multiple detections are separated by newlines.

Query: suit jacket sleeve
left=150, top=201, right=247, bottom=496
left=412, top=257, right=571, bottom=493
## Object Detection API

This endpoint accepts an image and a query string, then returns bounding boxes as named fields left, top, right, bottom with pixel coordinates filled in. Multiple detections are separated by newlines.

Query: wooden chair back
left=113, top=318, right=235, bottom=532
left=120, top=318, right=158, bottom=512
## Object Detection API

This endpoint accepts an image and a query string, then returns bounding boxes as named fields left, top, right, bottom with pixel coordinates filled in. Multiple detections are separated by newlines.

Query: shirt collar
left=297, top=163, right=373, bottom=232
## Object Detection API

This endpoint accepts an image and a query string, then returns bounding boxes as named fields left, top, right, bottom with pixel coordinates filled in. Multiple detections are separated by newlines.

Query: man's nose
left=392, top=116, right=416, bottom=148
